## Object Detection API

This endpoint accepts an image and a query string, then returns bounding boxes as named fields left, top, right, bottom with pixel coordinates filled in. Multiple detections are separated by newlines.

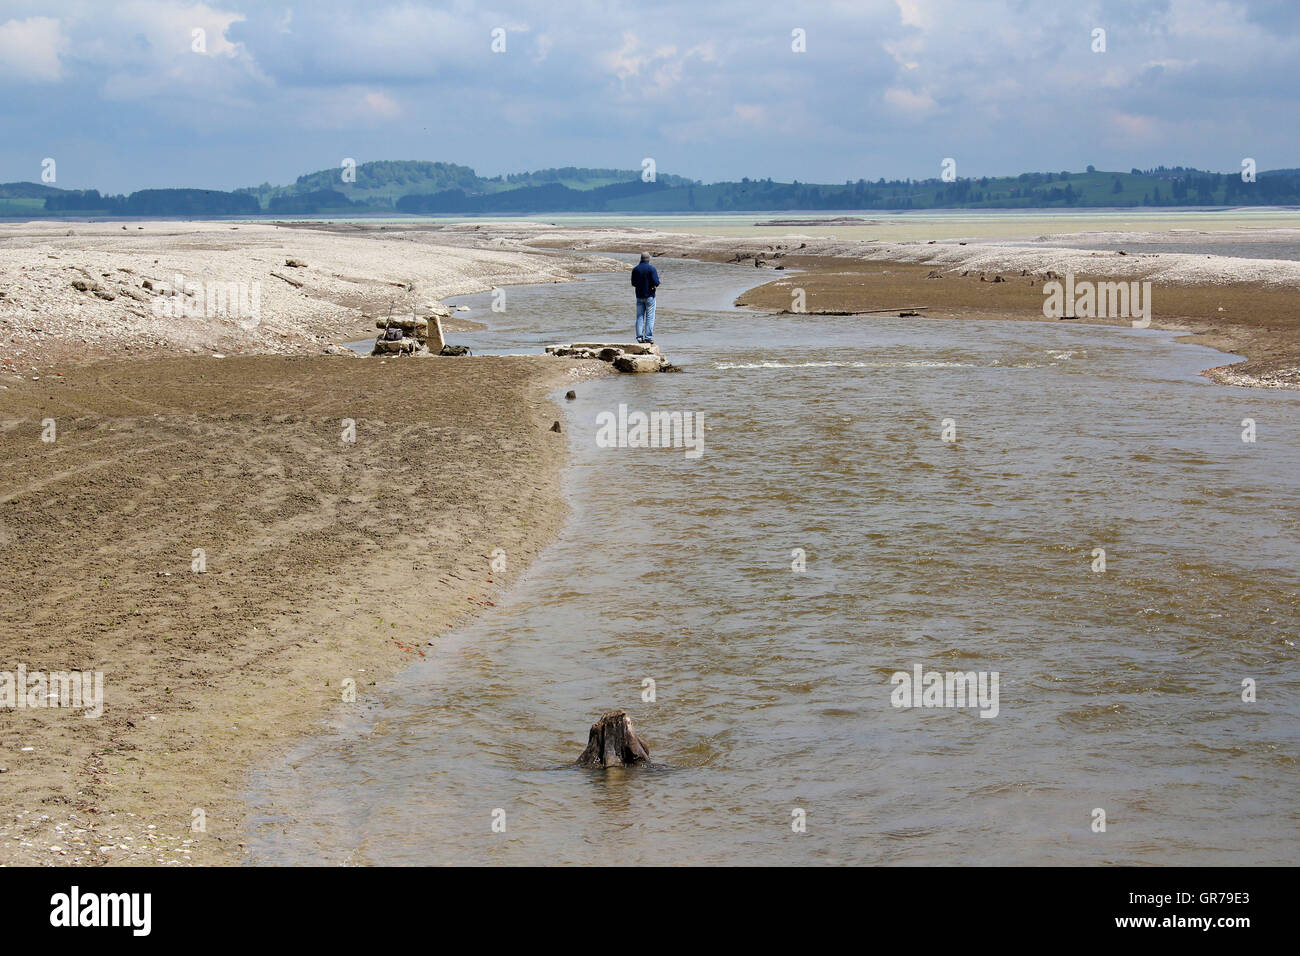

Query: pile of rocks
left=545, top=341, right=677, bottom=373
left=372, top=313, right=446, bottom=356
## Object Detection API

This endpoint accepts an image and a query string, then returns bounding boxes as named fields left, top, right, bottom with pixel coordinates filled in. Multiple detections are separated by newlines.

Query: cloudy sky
left=1, top=0, right=1297, bottom=193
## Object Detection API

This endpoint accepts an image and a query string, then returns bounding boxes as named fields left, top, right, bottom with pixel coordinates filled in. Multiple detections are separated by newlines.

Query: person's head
left=639, top=252, right=650, bottom=262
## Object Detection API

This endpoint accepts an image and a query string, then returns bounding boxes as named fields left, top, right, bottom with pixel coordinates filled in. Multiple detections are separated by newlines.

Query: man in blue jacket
left=631, top=252, right=660, bottom=344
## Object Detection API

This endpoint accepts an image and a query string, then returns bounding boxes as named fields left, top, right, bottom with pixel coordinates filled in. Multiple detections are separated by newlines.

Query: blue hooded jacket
left=631, top=261, right=660, bottom=298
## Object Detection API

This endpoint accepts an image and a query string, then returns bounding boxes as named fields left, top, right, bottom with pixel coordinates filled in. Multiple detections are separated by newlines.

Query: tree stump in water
left=576, top=709, right=650, bottom=768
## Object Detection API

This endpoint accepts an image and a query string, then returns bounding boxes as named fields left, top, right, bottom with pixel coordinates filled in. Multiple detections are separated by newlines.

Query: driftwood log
left=576, top=710, right=650, bottom=768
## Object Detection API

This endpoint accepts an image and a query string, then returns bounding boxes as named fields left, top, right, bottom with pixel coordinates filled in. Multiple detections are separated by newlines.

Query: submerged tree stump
left=576, top=709, right=650, bottom=768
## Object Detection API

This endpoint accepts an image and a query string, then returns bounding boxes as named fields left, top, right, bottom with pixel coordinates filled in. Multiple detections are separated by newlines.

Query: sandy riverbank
left=0, top=221, right=628, bottom=865
left=0, top=353, right=605, bottom=865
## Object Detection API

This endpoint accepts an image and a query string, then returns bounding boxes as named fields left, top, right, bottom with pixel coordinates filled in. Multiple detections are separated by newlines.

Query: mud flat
left=0, top=220, right=629, bottom=865
left=0, top=353, right=604, bottom=865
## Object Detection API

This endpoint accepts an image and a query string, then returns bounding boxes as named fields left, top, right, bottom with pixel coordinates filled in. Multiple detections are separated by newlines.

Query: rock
left=547, top=342, right=668, bottom=372
left=285, top=258, right=307, bottom=268
left=439, top=344, right=471, bottom=356
left=548, top=346, right=600, bottom=359
left=550, top=421, right=562, bottom=433
left=565, top=390, right=576, bottom=400
left=141, top=279, right=153, bottom=290
left=576, top=709, right=650, bottom=768
left=926, top=270, right=943, bottom=279
left=558, top=342, right=659, bottom=356
left=426, top=314, right=446, bottom=352
left=373, top=338, right=420, bottom=355
left=613, top=354, right=665, bottom=373
left=375, top=317, right=429, bottom=334
left=71, top=280, right=97, bottom=292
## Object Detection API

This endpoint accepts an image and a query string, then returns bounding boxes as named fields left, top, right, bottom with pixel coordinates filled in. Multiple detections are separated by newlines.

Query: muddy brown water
left=251, top=256, right=1299, bottom=865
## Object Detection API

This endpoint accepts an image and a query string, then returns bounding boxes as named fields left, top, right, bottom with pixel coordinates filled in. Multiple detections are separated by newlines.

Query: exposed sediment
left=0, top=221, right=624, bottom=374
left=0, top=353, right=602, bottom=866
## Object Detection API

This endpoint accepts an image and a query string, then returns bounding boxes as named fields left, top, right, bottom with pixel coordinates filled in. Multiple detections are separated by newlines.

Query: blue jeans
left=635, top=296, right=656, bottom=341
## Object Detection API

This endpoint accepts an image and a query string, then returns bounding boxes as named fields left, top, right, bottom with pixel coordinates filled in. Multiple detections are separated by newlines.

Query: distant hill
left=633, top=167, right=1300, bottom=212
left=235, top=159, right=697, bottom=211
left=2, top=162, right=1297, bottom=218
left=0, top=182, right=66, bottom=198
left=38, top=188, right=259, bottom=216
left=395, top=179, right=672, bottom=214
left=0, top=181, right=67, bottom=216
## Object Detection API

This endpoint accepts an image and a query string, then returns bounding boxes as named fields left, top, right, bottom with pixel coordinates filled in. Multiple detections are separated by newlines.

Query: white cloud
left=884, top=86, right=938, bottom=114
left=0, top=16, right=68, bottom=82
left=532, top=33, right=552, bottom=63
left=602, top=33, right=644, bottom=82
left=114, top=1, right=249, bottom=59
left=363, top=90, right=400, bottom=118
left=895, top=0, right=933, bottom=30
left=600, top=34, right=716, bottom=96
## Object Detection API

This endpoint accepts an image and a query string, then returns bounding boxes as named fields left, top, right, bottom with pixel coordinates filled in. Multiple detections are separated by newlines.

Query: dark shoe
left=644, top=338, right=654, bottom=345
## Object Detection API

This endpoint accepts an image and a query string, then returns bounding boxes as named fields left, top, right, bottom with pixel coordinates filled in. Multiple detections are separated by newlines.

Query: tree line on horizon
left=4, top=160, right=1299, bottom=217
